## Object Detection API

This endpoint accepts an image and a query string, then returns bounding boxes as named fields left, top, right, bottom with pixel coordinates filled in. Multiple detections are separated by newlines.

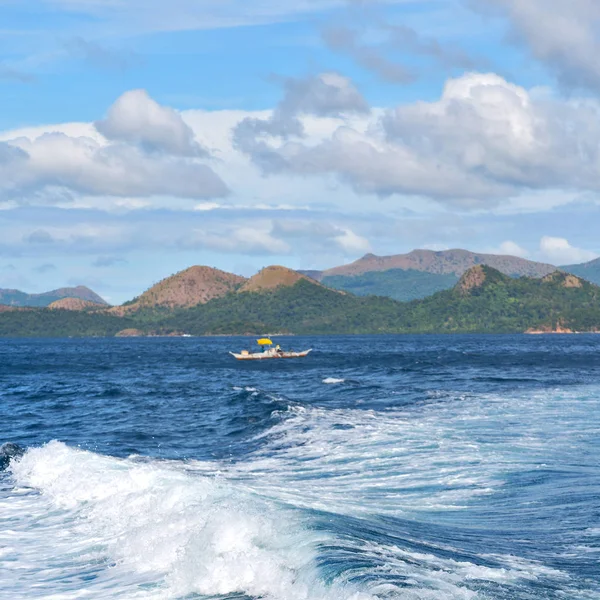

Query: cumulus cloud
left=96, top=89, right=206, bottom=156
left=0, top=91, right=230, bottom=204
left=334, top=227, right=372, bottom=254
left=1, top=133, right=227, bottom=200
left=473, top=0, right=600, bottom=92
left=539, top=236, right=597, bottom=265
left=279, top=72, right=370, bottom=117
left=235, top=72, right=600, bottom=205
left=233, top=73, right=368, bottom=170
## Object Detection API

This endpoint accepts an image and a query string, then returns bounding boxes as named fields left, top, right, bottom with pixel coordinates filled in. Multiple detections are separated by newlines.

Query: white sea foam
left=323, top=378, right=345, bottom=384
left=2, top=441, right=558, bottom=600
left=223, top=387, right=600, bottom=518
left=4, top=442, right=371, bottom=600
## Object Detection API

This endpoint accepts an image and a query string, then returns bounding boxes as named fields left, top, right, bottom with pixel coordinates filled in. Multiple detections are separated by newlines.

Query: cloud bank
left=234, top=71, right=600, bottom=206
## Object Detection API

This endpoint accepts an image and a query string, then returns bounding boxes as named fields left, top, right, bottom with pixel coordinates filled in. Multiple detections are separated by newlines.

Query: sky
left=1, top=0, right=600, bottom=303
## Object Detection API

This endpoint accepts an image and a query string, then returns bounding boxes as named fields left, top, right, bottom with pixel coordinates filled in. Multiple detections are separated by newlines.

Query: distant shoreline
left=5, top=331, right=600, bottom=340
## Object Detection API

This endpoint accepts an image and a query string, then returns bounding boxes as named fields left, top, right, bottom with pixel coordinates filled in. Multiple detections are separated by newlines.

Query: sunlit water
left=1, top=335, right=599, bottom=599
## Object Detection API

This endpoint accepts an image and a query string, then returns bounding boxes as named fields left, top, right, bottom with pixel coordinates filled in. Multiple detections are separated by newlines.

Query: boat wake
left=4, top=441, right=372, bottom=600
left=2, top=383, right=600, bottom=600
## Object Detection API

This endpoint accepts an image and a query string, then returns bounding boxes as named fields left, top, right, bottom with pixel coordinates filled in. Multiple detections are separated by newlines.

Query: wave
left=5, top=441, right=372, bottom=600
left=4, top=441, right=579, bottom=600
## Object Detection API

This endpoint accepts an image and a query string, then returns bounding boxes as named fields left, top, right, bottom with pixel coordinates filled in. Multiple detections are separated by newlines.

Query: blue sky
left=1, top=0, right=600, bottom=303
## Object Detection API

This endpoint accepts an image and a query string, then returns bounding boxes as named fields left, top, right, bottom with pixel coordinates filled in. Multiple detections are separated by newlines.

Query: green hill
left=321, top=269, right=459, bottom=301
left=0, top=308, right=133, bottom=338
left=398, top=267, right=600, bottom=333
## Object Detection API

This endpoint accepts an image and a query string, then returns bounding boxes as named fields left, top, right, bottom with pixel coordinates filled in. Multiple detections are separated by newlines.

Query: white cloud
left=233, top=72, right=368, bottom=173
left=235, top=71, right=600, bottom=205
left=494, top=240, right=529, bottom=258
left=96, top=89, right=205, bottom=156
left=0, top=92, right=229, bottom=204
left=539, top=236, right=598, bottom=265
left=280, top=72, right=369, bottom=118
left=7, top=76, right=600, bottom=219
left=333, top=227, right=372, bottom=254
left=1, top=133, right=227, bottom=201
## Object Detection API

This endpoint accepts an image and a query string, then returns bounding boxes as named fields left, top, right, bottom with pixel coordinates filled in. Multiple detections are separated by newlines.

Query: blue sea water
left=1, top=334, right=599, bottom=599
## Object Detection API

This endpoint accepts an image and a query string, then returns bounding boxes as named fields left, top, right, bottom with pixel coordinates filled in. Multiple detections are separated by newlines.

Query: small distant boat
left=230, top=338, right=312, bottom=360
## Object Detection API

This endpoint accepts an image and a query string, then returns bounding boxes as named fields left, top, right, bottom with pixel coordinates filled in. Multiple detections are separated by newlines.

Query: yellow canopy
left=257, top=338, right=273, bottom=346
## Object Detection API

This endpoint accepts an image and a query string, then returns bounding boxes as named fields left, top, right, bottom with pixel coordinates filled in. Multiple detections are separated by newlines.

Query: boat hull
left=230, top=349, right=312, bottom=360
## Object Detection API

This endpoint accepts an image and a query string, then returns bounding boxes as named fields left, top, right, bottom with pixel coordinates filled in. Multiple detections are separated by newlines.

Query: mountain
left=303, top=249, right=557, bottom=302
left=3, top=265, right=600, bottom=336
left=118, top=266, right=246, bottom=312
left=0, top=286, right=107, bottom=308
left=238, top=265, right=321, bottom=293
left=562, top=257, right=600, bottom=286
left=317, top=249, right=557, bottom=278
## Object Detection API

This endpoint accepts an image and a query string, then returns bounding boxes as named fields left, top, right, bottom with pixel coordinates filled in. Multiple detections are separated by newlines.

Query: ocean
left=1, top=335, right=599, bottom=599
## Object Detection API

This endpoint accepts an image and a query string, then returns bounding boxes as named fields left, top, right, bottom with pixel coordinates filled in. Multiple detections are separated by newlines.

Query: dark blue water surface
left=1, top=335, right=599, bottom=599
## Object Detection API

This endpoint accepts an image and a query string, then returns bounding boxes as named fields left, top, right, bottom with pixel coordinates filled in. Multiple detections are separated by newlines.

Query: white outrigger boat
left=230, top=338, right=312, bottom=360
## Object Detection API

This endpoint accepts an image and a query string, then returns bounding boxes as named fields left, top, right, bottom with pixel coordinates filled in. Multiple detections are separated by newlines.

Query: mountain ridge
left=2, top=265, right=600, bottom=337
left=313, top=249, right=557, bottom=279
left=0, top=286, right=107, bottom=308
left=301, top=249, right=559, bottom=302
